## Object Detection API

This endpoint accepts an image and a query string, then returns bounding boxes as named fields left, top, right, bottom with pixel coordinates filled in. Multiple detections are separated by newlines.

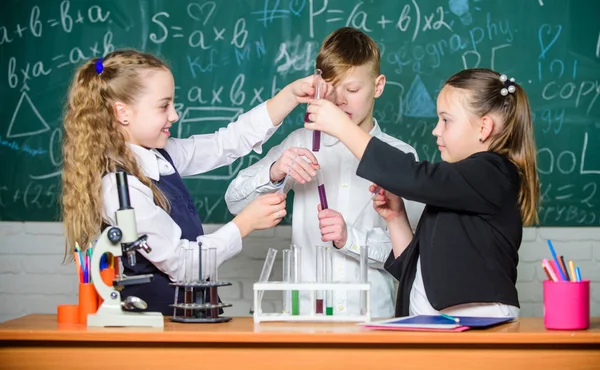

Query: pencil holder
left=78, top=283, right=98, bottom=325
left=543, top=280, right=590, bottom=330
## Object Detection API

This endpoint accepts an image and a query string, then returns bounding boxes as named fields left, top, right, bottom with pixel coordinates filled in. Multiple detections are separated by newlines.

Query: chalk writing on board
left=402, top=75, right=436, bottom=118
left=0, top=0, right=598, bottom=225
left=6, top=92, right=50, bottom=138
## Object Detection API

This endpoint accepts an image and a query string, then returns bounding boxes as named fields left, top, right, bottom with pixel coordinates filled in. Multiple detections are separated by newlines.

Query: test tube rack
left=169, top=281, right=233, bottom=323
left=252, top=281, right=371, bottom=323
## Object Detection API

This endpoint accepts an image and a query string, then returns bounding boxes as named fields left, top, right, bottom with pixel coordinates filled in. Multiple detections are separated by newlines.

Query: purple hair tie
left=95, top=58, right=104, bottom=74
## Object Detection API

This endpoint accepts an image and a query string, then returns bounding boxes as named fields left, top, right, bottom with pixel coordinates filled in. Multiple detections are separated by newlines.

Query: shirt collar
left=127, top=143, right=163, bottom=181
left=321, top=117, right=383, bottom=146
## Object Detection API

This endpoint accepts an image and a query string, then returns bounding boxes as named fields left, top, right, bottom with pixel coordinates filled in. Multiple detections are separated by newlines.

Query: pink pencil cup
left=543, top=280, right=590, bottom=330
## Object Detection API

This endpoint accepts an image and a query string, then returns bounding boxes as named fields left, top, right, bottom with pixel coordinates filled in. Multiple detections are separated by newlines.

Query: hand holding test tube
left=304, top=69, right=326, bottom=152
left=277, top=156, right=297, bottom=194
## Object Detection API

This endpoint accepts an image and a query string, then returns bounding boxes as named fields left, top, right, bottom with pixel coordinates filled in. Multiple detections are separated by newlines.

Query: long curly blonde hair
left=62, top=50, right=170, bottom=261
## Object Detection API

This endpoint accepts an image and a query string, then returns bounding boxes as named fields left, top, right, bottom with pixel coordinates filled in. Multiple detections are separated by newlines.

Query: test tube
left=203, top=246, right=218, bottom=318
left=352, top=186, right=382, bottom=228
left=182, top=247, right=194, bottom=317
left=282, top=249, right=291, bottom=314
left=360, top=245, right=369, bottom=316
left=251, top=248, right=278, bottom=314
left=304, top=68, right=325, bottom=152
left=324, top=245, right=333, bottom=316
left=316, top=170, right=329, bottom=210
left=315, top=245, right=325, bottom=314
left=195, top=242, right=204, bottom=318
left=290, top=244, right=302, bottom=315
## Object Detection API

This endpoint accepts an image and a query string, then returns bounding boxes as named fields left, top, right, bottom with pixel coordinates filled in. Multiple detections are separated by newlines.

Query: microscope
left=86, top=171, right=164, bottom=328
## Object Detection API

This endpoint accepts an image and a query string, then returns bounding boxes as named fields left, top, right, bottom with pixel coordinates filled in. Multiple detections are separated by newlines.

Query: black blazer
left=357, top=137, right=522, bottom=317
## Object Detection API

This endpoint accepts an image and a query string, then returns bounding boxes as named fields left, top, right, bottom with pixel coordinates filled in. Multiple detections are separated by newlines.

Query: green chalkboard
left=1, top=0, right=599, bottom=226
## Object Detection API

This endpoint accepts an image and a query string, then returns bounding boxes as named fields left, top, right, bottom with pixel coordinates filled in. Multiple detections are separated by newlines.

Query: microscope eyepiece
left=116, top=171, right=132, bottom=210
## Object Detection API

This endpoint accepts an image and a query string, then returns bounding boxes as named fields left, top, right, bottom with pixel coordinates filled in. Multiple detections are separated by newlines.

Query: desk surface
left=1, top=315, right=599, bottom=345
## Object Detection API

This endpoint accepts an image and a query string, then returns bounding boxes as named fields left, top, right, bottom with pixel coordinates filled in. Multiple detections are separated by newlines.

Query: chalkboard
left=1, top=0, right=599, bottom=226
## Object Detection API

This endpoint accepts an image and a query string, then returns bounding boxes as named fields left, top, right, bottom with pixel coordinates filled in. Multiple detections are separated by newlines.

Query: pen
left=558, top=255, right=570, bottom=281
left=542, top=259, right=559, bottom=282
left=575, top=267, right=582, bottom=282
left=440, top=313, right=460, bottom=323
left=546, top=240, right=567, bottom=281
left=568, top=260, right=577, bottom=282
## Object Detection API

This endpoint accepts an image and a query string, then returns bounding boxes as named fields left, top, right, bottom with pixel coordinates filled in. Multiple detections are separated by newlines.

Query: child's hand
left=317, top=204, right=348, bottom=249
left=234, top=193, right=287, bottom=237
left=290, top=75, right=331, bottom=104
left=270, top=148, right=320, bottom=184
left=304, top=99, right=352, bottom=137
left=370, top=184, right=406, bottom=222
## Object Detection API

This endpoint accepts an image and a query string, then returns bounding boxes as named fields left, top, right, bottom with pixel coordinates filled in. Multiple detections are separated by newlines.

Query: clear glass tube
left=203, top=246, right=218, bottom=318
left=282, top=249, right=291, bottom=314
left=182, top=247, right=194, bottom=317
left=291, top=244, right=302, bottom=315
left=251, top=248, right=278, bottom=314
left=360, top=245, right=369, bottom=315
left=304, top=68, right=325, bottom=152
left=315, top=245, right=325, bottom=314
left=183, top=247, right=194, bottom=284
left=324, top=245, right=333, bottom=316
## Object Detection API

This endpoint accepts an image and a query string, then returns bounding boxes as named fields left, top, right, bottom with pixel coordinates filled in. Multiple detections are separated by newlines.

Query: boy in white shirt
left=225, top=27, right=424, bottom=318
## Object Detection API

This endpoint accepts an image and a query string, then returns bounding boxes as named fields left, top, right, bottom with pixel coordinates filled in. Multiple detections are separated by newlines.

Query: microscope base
left=87, top=310, right=164, bottom=328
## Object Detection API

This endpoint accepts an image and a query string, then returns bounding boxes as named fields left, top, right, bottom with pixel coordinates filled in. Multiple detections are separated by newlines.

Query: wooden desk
left=1, top=315, right=599, bottom=369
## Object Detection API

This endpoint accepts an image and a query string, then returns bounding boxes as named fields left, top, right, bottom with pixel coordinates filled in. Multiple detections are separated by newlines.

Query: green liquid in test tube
left=292, top=290, right=300, bottom=315
left=291, top=245, right=301, bottom=315
left=325, top=246, right=333, bottom=316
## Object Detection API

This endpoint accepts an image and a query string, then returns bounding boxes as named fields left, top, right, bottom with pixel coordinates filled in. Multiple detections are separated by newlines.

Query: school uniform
left=101, top=103, right=278, bottom=314
left=225, top=120, right=425, bottom=318
left=357, top=137, right=521, bottom=318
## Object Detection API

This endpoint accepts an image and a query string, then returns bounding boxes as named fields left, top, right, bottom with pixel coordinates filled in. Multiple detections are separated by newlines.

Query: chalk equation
left=0, top=0, right=598, bottom=225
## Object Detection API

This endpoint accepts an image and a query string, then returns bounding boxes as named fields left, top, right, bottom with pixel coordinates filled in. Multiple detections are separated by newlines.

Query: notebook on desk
left=361, top=315, right=515, bottom=332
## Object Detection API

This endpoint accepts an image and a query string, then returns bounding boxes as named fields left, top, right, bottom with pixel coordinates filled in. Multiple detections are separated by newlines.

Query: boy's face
left=325, top=63, right=385, bottom=132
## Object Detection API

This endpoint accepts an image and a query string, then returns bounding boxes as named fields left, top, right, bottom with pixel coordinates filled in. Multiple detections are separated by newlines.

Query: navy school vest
left=120, top=148, right=204, bottom=315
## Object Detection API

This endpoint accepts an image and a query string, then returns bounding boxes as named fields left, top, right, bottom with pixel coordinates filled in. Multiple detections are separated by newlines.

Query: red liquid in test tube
left=316, top=299, right=324, bottom=314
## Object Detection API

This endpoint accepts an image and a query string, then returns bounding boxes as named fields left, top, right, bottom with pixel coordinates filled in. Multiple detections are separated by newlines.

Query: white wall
left=0, top=222, right=598, bottom=323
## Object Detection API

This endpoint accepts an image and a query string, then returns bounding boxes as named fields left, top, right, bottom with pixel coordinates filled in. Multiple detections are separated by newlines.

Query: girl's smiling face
left=119, top=68, right=179, bottom=149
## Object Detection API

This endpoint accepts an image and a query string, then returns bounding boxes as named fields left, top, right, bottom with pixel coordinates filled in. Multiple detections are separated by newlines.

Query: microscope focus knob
left=107, top=227, right=123, bottom=244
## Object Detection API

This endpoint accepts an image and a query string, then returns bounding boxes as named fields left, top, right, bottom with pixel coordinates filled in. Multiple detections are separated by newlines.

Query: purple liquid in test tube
left=317, top=184, right=328, bottom=209
left=312, top=131, right=321, bottom=152
left=317, top=170, right=328, bottom=209
left=306, top=69, right=325, bottom=152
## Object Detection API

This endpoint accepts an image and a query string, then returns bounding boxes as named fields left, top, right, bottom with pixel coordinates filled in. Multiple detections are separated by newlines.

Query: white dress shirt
left=225, top=119, right=425, bottom=318
left=101, top=102, right=278, bottom=283
left=410, top=257, right=520, bottom=318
